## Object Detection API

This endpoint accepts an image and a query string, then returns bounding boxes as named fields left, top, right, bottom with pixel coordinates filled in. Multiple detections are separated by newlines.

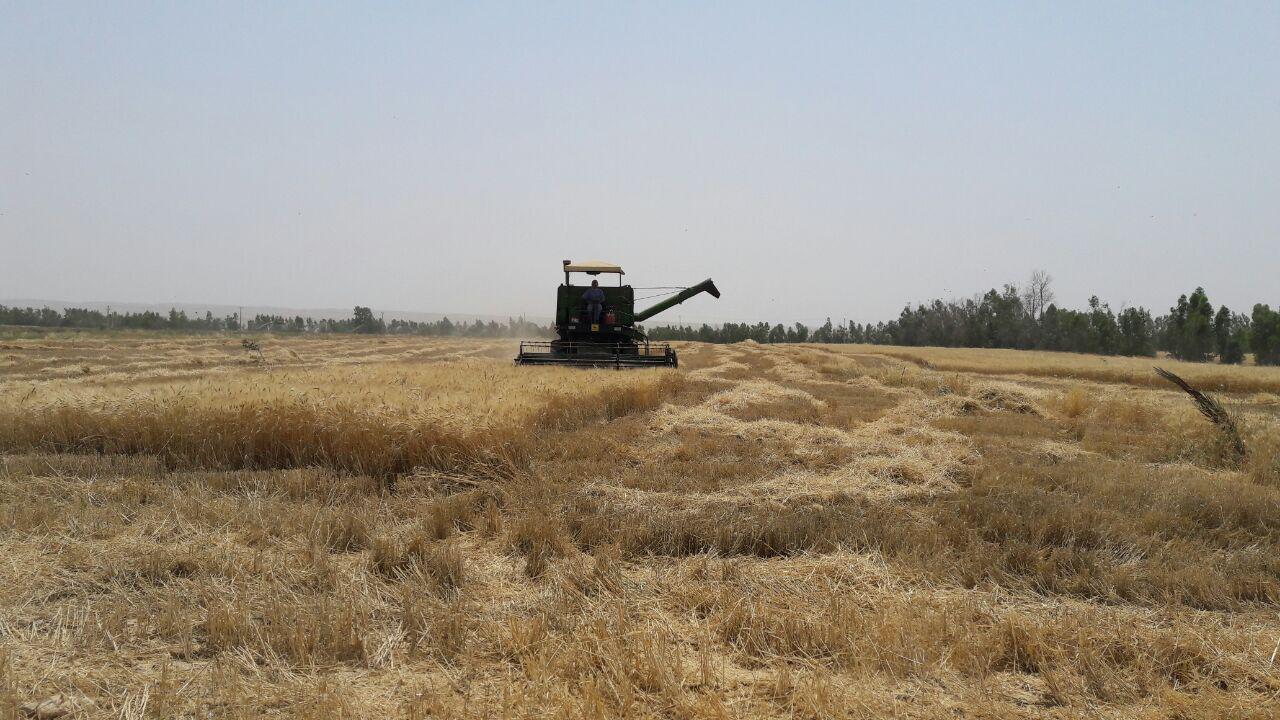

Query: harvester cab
left=515, top=259, right=720, bottom=368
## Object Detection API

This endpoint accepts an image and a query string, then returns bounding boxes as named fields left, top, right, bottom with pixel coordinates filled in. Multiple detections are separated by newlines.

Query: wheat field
left=1, top=332, right=1279, bottom=719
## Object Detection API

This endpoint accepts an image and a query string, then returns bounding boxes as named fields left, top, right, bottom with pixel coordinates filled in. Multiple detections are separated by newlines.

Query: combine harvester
left=515, top=259, right=720, bottom=368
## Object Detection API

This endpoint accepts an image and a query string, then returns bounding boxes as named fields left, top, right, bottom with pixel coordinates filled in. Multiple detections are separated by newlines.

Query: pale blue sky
left=2, top=2, right=1277, bottom=323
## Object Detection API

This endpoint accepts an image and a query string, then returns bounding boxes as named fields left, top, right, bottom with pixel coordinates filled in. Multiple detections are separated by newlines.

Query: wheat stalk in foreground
left=1155, top=366, right=1247, bottom=462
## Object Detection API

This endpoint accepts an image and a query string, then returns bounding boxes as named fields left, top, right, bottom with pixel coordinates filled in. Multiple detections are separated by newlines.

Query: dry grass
left=833, top=343, right=1280, bottom=395
left=0, top=344, right=679, bottom=477
left=2, top=334, right=1279, bottom=718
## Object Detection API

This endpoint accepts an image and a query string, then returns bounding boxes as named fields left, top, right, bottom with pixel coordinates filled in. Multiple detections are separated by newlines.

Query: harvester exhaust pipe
left=633, top=279, right=720, bottom=323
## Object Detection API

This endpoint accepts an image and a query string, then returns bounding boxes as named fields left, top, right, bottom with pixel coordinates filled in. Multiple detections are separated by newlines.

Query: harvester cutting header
left=515, top=259, right=720, bottom=368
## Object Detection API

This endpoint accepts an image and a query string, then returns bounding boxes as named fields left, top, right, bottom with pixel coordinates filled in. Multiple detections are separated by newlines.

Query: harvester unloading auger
left=515, top=259, right=720, bottom=368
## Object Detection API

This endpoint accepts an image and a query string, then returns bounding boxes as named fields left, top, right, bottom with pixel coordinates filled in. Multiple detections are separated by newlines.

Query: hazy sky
left=3, top=2, right=1277, bottom=324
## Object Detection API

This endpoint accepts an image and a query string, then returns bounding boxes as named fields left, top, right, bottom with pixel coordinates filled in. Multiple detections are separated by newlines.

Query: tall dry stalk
left=1155, top=366, right=1247, bottom=462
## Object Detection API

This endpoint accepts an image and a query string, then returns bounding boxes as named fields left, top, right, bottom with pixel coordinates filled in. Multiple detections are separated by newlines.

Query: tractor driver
left=582, top=280, right=606, bottom=323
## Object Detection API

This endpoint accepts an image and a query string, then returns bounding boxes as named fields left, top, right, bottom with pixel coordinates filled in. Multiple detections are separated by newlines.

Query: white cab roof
left=563, top=260, right=623, bottom=274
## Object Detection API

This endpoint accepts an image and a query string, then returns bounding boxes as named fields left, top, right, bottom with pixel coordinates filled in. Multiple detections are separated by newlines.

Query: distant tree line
left=5, top=277, right=1278, bottom=365
left=0, top=304, right=550, bottom=339
left=648, top=272, right=1280, bottom=366
left=0, top=306, right=242, bottom=331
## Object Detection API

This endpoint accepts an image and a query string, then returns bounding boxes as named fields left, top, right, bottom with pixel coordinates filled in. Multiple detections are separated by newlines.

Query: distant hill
left=0, top=299, right=552, bottom=326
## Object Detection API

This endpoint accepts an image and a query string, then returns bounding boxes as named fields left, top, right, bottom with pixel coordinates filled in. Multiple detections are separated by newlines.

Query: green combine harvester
left=515, top=259, right=720, bottom=368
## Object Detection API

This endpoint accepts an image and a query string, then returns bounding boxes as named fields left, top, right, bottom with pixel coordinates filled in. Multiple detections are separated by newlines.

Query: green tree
left=1213, top=306, right=1233, bottom=360
left=1210, top=306, right=1248, bottom=364
left=1252, top=304, right=1280, bottom=366
left=813, top=317, right=834, bottom=343
left=1116, top=307, right=1155, bottom=356
left=351, top=306, right=383, bottom=334
left=1086, top=296, right=1119, bottom=354
left=1168, top=288, right=1215, bottom=361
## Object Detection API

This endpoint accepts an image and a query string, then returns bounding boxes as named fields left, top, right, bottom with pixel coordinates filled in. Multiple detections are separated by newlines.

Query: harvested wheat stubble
left=3, top=334, right=1280, bottom=719
left=839, top=343, right=1280, bottom=395
left=644, top=370, right=980, bottom=506
left=0, top=358, right=681, bottom=476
